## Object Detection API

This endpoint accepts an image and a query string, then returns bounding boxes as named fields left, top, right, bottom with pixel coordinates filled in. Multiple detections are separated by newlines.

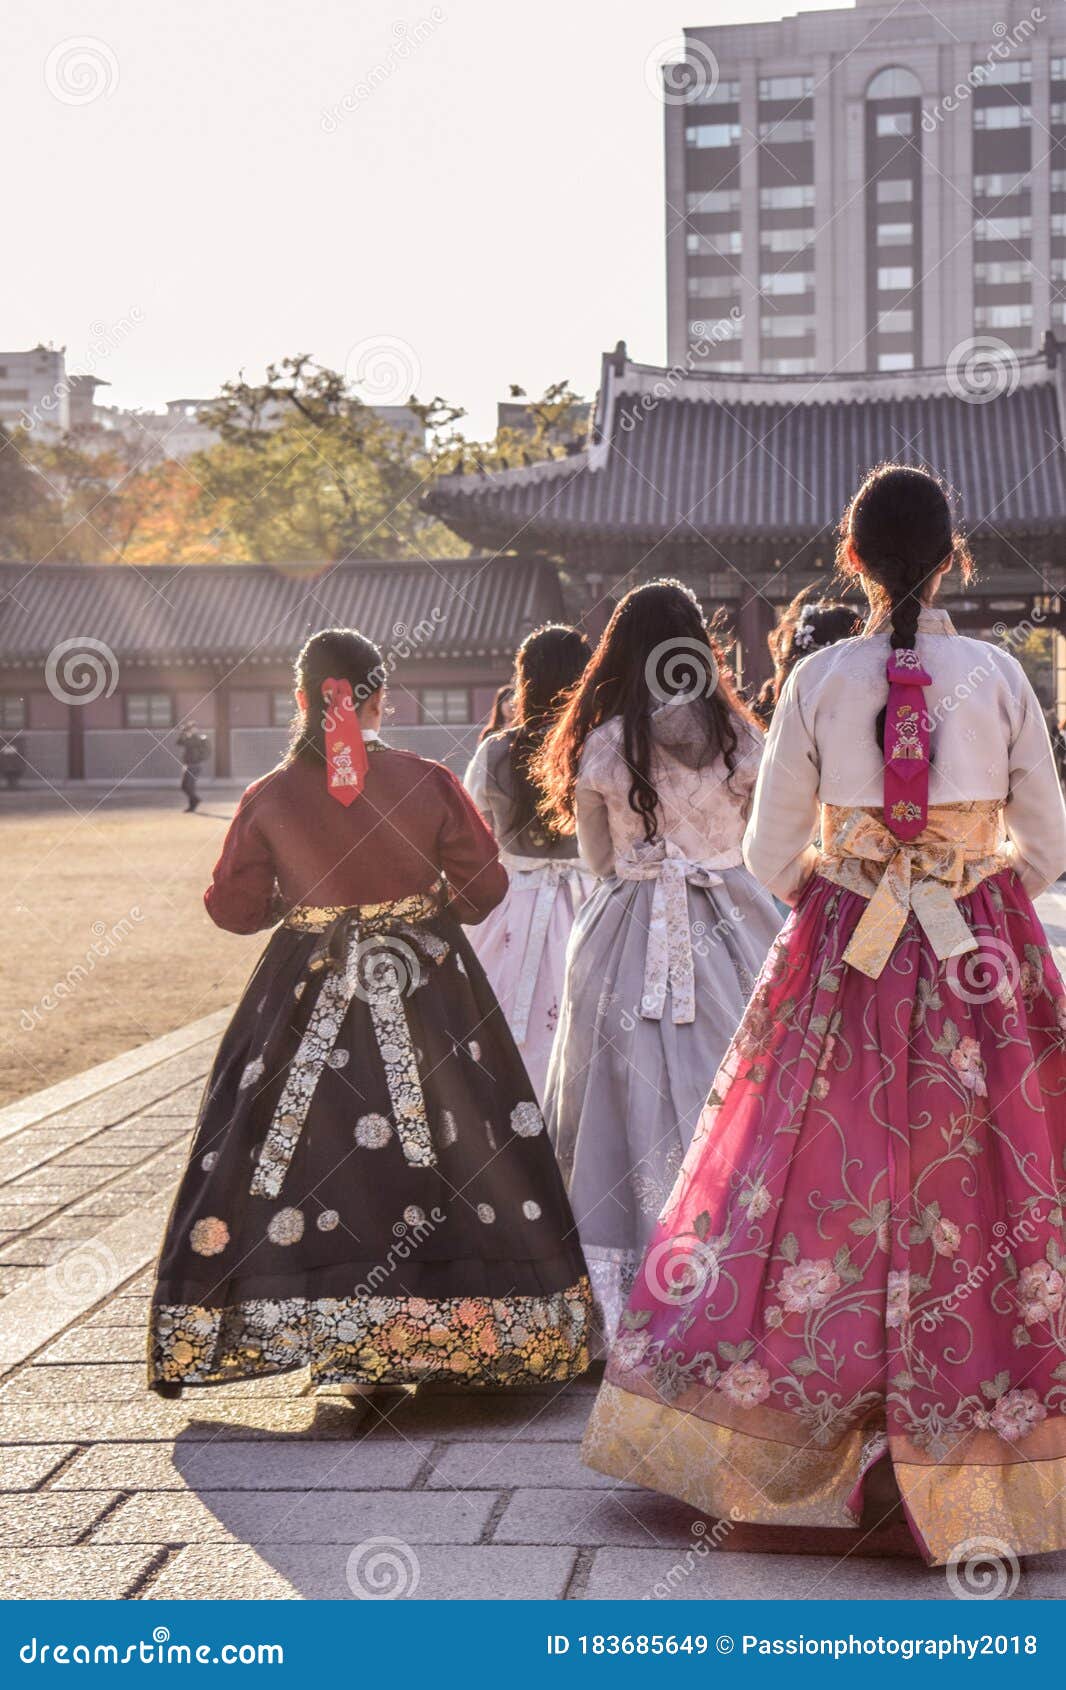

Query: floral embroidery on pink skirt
left=583, top=869, right=1066, bottom=1565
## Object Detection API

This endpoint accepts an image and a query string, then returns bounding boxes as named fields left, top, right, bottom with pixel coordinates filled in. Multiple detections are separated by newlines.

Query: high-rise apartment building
left=665, top=0, right=1066, bottom=375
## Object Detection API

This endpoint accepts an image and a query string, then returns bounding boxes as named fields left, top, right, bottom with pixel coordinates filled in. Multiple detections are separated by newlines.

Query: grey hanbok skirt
left=544, top=866, right=781, bottom=1345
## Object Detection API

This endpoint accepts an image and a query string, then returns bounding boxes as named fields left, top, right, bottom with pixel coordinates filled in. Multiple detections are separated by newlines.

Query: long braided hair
left=286, top=627, right=385, bottom=764
left=836, top=464, right=972, bottom=749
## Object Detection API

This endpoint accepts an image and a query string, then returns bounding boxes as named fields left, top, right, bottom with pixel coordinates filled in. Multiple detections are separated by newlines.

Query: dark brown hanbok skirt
left=149, top=889, right=591, bottom=1389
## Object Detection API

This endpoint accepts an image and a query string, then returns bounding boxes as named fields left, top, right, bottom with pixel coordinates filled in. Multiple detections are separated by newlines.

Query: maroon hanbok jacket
left=204, top=744, right=508, bottom=934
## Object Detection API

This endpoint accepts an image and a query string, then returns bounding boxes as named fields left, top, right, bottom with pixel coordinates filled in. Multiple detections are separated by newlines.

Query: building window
left=685, top=123, right=741, bottom=148
left=758, top=75, right=813, bottom=100
left=760, top=271, right=814, bottom=295
left=688, top=275, right=742, bottom=298
left=975, top=260, right=1032, bottom=285
left=975, top=303, right=1033, bottom=329
left=761, top=315, right=816, bottom=338
left=876, top=222, right=914, bottom=246
left=876, top=110, right=913, bottom=138
left=686, top=229, right=742, bottom=258
left=686, top=78, right=740, bottom=105
left=877, top=266, right=913, bottom=291
left=687, top=188, right=741, bottom=214
left=760, top=184, right=815, bottom=210
left=758, top=118, right=814, bottom=142
left=867, top=68, right=922, bottom=100
left=973, top=106, right=1031, bottom=129
left=125, top=693, right=173, bottom=730
left=1054, top=301, right=1066, bottom=325
left=876, top=179, right=913, bottom=204
left=1054, top=59, right=1066, bottom=79
left=974, top=172, right=1030, bottom=198
left=271, top=691, right=295, bottom=729
left=762, top=357, right=816, bottom=375
left=759, top=227, right=813, bottom=253
left=420, top=687, right=469, bottom=725
left=1053, top=170, right=1066, bottom=194
left=0, top=695, right=26, bottom=731
left=1054, top=215, right=1066, bottom=238
left=974, top=216, right=1032, bottom=241
left=973, top=61, right=1031, bottom=86
left=878, top=309, right=914, bottom=334
left=878, top=352, right=915, bottom=371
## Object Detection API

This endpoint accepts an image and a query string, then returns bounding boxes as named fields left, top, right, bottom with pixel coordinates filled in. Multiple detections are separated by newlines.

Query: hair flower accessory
left=320, top=676, right=368, bottom=806
left=883, top=647, right=932, bottom=840
left=792, top=605, right=818, bottom=652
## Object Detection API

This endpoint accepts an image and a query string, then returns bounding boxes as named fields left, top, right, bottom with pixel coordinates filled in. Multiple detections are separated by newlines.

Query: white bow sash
left=614, top=839, right=740, bottom=1025
left=499, top=853, right=591, bottom=1045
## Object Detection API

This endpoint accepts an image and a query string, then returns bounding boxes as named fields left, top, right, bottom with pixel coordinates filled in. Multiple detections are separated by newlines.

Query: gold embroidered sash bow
left=818, top=804, right=1008, bottom=981
left=499, top=854, right=591, bottom=1045
left=615, top=839, right=741, bottom=1024
left=250, top=886, right=446, bottom=1199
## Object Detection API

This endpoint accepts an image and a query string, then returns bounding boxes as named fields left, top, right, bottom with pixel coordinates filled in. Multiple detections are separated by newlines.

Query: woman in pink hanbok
left=583, top=465, right=1066, bottom=1567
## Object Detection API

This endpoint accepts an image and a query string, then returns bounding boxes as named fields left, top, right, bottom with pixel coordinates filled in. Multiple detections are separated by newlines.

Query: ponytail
left=836, top=464, right=971, bottom=751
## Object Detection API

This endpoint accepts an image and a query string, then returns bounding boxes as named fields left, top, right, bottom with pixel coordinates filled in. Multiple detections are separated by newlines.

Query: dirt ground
left=0, top=790, right=262, bottom=1108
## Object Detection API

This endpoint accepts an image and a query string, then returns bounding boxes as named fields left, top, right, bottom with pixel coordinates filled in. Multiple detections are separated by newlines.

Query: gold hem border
left=583, top=1382, right=1066, bottom=1566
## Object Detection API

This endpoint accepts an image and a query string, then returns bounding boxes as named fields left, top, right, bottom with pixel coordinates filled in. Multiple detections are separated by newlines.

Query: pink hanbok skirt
left=583, top=867, right=1066, bottom=1566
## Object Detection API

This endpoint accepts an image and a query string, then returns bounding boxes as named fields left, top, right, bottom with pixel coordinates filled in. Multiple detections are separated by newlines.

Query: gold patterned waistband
left=283, top=886, right=442, bottom=934
left=816, top=802, right=1009, bottom=980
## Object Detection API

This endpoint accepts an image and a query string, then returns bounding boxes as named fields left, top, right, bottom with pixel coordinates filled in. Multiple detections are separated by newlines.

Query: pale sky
left=7, top=0, right=852, bottom=437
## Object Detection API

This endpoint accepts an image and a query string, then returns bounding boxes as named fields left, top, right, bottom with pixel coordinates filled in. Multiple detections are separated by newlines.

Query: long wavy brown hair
left=534, top=579, right=757, bottom=844
left=505, top=623, right=590, bottom=839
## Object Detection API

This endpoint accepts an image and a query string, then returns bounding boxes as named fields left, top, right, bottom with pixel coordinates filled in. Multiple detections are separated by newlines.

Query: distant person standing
left=176, top=721, right=209, bottom=812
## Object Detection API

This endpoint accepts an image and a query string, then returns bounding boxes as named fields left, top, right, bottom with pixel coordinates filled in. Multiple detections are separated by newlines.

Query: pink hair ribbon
left=883, top=647, right=932, bottom=841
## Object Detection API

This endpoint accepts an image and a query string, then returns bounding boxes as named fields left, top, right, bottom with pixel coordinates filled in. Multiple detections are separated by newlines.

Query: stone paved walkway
left=1, top=896, right=1065, bottom=1602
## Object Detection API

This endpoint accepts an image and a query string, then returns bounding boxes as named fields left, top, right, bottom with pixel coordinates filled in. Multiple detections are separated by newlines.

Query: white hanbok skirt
left=466, top=855, right=593, bottom=1100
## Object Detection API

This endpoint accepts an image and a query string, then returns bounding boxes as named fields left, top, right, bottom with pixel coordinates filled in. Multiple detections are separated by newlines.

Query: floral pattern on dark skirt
left=149, top=902, right=590, bottom=1388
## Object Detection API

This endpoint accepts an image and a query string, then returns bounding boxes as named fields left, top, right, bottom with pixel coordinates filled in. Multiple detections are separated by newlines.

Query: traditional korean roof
left=425, top=341, right=1066, bottom=549
left=0, top=554, right=563, bottom=668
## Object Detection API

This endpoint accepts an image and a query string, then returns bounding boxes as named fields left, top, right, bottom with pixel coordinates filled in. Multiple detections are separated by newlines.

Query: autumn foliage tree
left=0, top=357, right=590, bottom=566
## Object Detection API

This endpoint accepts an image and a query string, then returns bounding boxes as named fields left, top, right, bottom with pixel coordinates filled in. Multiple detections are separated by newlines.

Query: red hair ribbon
left=883, top=647, right=932, bottom=841
left=320, top=677, right=368, bottom=807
